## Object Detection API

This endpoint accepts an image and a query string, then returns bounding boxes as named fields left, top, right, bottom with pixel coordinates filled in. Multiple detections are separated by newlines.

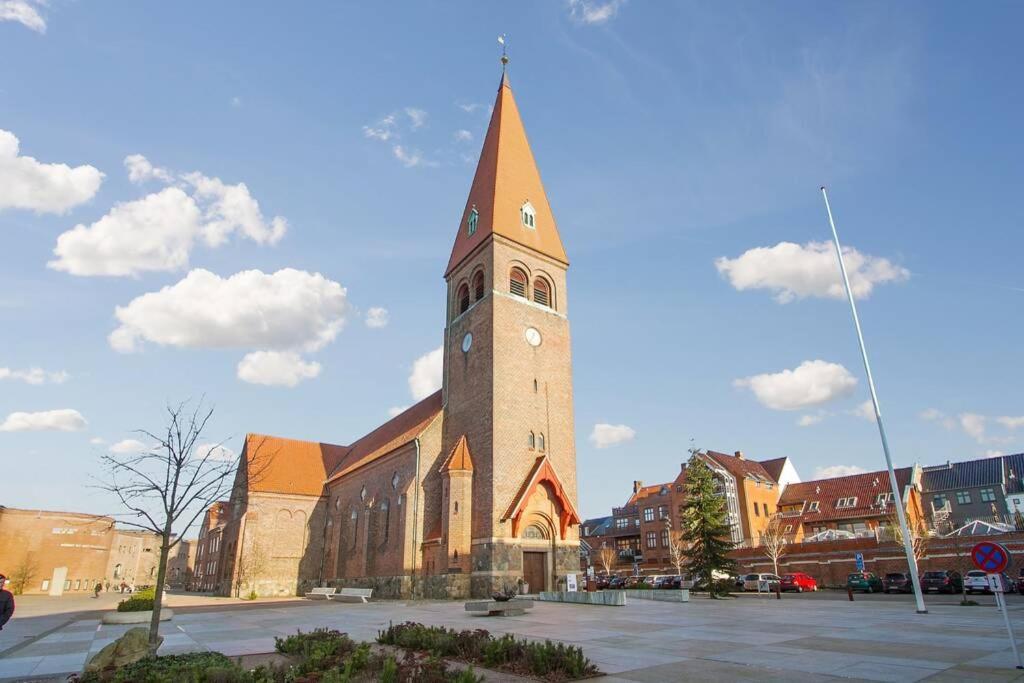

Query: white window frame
left=521, top=201, right=536, bottom=229
left=807, top=501, right=820, bottom=512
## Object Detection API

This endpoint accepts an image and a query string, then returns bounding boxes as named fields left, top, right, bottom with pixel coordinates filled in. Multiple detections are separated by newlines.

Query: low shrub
left=377, top=622, right=599, bottom=681
left=116, top=597, right=155, bottom=613
left=76, top=652, right=243, bottom=682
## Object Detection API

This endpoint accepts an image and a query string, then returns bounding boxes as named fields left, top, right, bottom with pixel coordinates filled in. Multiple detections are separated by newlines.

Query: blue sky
left=1, top=1, right=1021, bottom=524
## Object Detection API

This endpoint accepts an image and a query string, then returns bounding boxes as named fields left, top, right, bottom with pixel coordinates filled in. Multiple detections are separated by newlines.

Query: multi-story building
left=193, top=501, right=232, bottom=592
left=776, top=466, right=925, bottom=542
left=920, top=459, right=1008, bottom=531
left=106, top=529, right=161, bottom=588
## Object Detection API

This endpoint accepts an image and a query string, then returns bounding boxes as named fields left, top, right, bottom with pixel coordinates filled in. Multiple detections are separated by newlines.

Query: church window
left=472, top=270, right=485, bottom=301
left=510, top=268, right=528, bottom=298
left=454, top=501, right=459, bottom=514
left=380, top=499, right=390, bottom=544
left=528, top=431, right=535, bottom=449
left=360, top=485, right=367, bottom=502
left=467, top=207, right=478, bottom=236
left=391, top=471, right=400, bottom=490
left=523, top=524, right=546, bottom=539
left=533, top=278, right=551, bottom=308
left=533, top=379, right=538, bottom=393
left=538, top=433, right=545, bottom=451
left=457, top=283, right=470, bottom=315
left=521, top=201, right=536, bottom=229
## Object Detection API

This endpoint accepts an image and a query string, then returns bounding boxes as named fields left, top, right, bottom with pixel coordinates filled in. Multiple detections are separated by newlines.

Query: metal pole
left=820, top=186, right=928, bottom=615
left=996, top=588, right=1023, bottom=668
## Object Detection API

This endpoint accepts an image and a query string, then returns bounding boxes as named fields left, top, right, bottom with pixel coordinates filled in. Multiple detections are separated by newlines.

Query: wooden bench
left=304, top=587, right=337, bottom=600
left=329, top=587, right=373, bottom=603
left=464, top=599, right=535, bottom=617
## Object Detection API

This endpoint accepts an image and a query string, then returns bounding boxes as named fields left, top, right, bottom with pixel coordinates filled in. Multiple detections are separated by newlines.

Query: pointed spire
left=441, top=435, right=474, bottom=473
left=445, top=72, right=568, bottom=276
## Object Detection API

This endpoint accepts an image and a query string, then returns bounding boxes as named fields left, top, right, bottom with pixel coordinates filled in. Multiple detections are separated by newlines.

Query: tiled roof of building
left=445, top=73, right=567, bottom=276
left=706, top=450, right=776, bottom=483
left=758, top=457, right=788, bottom=483
left=1003, top=453, right=1024, bottom=494
left=440, top=435, right=474, bottom=473
left=778, top=467, right=914, bottom=524
left=920, top=457, right=1004, bottom=492
left=581, top=516, right=613, bottom=536
left=327, top=390, right=443, bottom=482
left=626, top=483, right=671, bottom=506
left=244, top=434, right=347, bottom=497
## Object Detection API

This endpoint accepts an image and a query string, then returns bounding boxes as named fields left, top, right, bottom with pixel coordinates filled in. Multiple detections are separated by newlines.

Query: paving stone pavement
left=3, top=596, right=1024, bottom=681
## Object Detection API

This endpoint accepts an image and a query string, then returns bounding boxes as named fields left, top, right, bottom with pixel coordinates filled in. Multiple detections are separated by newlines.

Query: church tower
left=441, top=70, right=580, bottom=598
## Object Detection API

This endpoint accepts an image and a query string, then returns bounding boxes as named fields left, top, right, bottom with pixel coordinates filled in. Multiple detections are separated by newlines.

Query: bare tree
left=944, top=521, right=971, bottom=604
left=234, top=533, right=269, bottom=599
left=885, top=507, right=929, bottom=566
left=665, top=518, right=688, bottom=579
left=9, top=552, right=38, bottom=595
left=598, top=544, right=616, bottom=576
left=759, top=515, right=788, bottom=577
left=96, top=400, right=247, bottom=652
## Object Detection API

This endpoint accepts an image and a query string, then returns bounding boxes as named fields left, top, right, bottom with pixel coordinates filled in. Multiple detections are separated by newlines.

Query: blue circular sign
left=972, top=541, right=1011, bottom=573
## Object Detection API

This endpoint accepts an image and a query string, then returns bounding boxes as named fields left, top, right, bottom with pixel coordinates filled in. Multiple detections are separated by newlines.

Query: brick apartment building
left=196, top=69, right=584, bottom=600
left=0, top=506, right=167, bottom=595
left=583, top=450, right=799, bottom=573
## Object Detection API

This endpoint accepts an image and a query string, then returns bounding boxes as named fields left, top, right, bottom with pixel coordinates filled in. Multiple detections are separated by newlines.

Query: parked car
left=1017, top=569, right=1024, bottom=594
left=655, top=575, right=683, bottom=589
left=594, top=574, right=611, bottom=589
left=846, top=572, right=884, bottom=593
left=920, top=570, right=962, bottom=594
left=965, top=570, right=990, bottom=594
left=780, top=572, right=817, bottom=593
left=624, top=576, right=647, bottom=589
left=607, top=576, right=628, bottom=590
left=883, top=572, right=914, bottom=594
left=742, top=573, right=782, bottom=592
left=733, top=574, right=746, bottom=590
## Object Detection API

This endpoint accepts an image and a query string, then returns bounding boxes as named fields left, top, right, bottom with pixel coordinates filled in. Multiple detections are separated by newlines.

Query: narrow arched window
left=457, top=283, right=470, bottom=315
left=528, top=431, right=536, bottom=449
left=533, top=278, right=551, bottom=308
left=473, top=270, right=485, bottom=301
left=510, top=268, right=527, bottom=298
left=538, top=433, right=546, bottom=451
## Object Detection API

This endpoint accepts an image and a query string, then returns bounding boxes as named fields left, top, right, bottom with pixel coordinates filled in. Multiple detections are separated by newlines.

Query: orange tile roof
left=705, top=450, right=776, bottom=483
left=778, top=467, right=915, bottom=525
left=326, top=390, right=443, bottom=482
left=243, top=434, right=347, bottom=497
left=445, top=73, right=568, bottom=276
left=758, top=457, right=789, bottom=483
left=440, top=435, right=474, bottom=473
left=626, top=483, right=672, bottom=506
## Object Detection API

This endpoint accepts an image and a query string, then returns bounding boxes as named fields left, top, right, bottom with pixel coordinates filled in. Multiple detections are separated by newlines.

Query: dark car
left=921, top=570, right=961, bottom=594
left=883, top=572, right=914, bottom=594
left=594, top=574, right=611, bottom=589
left=1017, top=569, right=1024, bottom=595
left=847, top=572, right=884, bottom=593
left=607, top=576, right=628, bottom=590
left=657, top=575, right=683, bottom=589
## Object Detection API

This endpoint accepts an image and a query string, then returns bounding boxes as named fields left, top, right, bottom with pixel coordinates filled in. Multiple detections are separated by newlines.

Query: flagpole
left=820, top=186, right=927, bottom=615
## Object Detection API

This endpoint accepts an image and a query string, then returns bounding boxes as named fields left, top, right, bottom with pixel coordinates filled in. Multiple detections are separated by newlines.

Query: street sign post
left=971, top=542, right=1023, bottom=669
left=855, top=553, right=865, bottom=572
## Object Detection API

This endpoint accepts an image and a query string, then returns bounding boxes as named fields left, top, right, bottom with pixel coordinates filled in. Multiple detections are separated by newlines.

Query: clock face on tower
left=524, top=327, right=542, bottom=347
left=462, top=332, right=473, bottom=353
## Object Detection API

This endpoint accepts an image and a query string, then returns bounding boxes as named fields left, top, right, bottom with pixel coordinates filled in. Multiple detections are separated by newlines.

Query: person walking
left=93, top=582, right=102, bottom=598
left=0, top=574, right=15, bottom=631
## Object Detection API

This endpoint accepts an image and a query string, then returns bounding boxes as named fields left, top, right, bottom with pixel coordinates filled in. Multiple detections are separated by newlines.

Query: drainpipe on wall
left=411, top=437, right=422, bottom=598
left=317, top=494, right=329, bottom=588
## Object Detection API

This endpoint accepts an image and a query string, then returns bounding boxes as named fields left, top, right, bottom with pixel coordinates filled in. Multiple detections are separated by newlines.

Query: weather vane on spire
left=498, top=34, right=509, bottom=70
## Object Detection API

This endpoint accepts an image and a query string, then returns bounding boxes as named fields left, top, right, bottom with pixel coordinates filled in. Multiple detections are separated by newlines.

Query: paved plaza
left=3, top=592, right=1024, bottom=681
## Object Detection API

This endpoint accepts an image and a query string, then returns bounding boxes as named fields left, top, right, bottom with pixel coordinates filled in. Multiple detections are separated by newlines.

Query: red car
left=780, top=572, right=818, bottom=593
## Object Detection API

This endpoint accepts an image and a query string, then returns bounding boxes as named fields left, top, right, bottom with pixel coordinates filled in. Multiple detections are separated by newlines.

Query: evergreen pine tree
left=679, top=454, right=737, bottom=598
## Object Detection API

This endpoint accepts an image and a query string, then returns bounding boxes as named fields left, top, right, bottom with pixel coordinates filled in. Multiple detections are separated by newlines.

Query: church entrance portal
left=523, top=551, right=546, bottom=594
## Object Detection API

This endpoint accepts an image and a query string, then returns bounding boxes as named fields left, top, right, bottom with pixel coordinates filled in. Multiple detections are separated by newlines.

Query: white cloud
left=457, top=102, right=484, bottom=114
left=405, top=107, right=428, bottom=129
left=589, top=423, right=636, bottom=449
left=0, top=366, right=69, bottom=385
left=997, top=416, right=1024, bottom=430
left=0, top=0, right=46, bottom=33
left=797, top=414, right=823, bottom=427
left=734, top=360, right=857, bottom=411
left=123, top=154, right=173, bottom=184
left=110, top=268, right=348, bottom=353
left=197, top=442, right=235, bottom=461
left=49, top=158, right=286, bottom=277
left=109, top=438, right=148, bottom=454
left=0, top=408, right=86, bottom=432
left=89, top=437, right=106, bottom=445
left=50, top=187, right=201, bottom=276
left=986, top=450, right=1006, bottom=458
left=237, top=351, right=322, bottom=387
left=568, top=0, right=625, bottom=24
left=365, top=307, right=389, bottom=329
left=920, top=408, right=956, bottom=431
left=387, top=406, right=409, bottom=418
left=715, top=241, right=909, bottom=304
left=231, top=96, right=242, bottom=108
left=813, top=464, right=867, bottom=479
left=959, top=413, right=987, bottom=442
left=851, top=400, right=875, bottom=421
left=182, top=171, right=287, bottom=247
left=392, top=145, right=436, bottom=169
left=0, top=129, right=103, bottom=214
left=453, top=129, right=473, bottom=143
left=408, top=346, right=443, bottom=400
left=363, top=114, right=396, bottom=141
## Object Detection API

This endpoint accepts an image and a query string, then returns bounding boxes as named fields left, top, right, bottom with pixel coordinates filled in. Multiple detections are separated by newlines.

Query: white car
left=964, top=570, right=989, bottom=594
left=742, top=573, right=781, bottom=592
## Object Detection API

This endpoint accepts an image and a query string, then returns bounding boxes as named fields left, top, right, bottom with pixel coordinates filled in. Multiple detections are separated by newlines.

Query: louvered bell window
left=533, top=278, right=550, bottom=308
left=510, top=268, right=527, bottom=298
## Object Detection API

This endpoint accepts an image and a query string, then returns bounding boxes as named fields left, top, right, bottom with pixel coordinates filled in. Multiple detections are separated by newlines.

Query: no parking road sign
left=972, top=541, right=1011, bottom=574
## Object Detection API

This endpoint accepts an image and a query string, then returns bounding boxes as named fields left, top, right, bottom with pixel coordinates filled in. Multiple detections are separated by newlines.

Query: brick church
left=204, top=69, right=581, bottom=600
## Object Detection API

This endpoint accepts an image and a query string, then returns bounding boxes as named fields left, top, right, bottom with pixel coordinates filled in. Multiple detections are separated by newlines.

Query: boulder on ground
left=85, top=627, right=163, bottom=674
